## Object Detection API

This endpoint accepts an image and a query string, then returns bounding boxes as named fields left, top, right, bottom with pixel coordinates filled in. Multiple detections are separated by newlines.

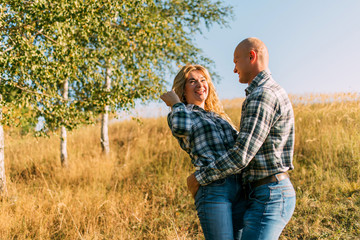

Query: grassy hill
left=1, top=94, right=359, bottom=239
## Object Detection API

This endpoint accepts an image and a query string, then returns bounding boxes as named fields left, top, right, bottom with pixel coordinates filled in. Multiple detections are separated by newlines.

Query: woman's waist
left=194, top=165, right=242, bottom=181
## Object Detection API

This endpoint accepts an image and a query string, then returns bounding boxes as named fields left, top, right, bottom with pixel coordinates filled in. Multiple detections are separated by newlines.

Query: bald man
left=187, top=38, right=296, bottom=240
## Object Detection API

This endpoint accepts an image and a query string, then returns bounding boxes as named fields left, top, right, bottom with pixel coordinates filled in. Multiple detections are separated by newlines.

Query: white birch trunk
left=60, top=126, right=68, bottom=167
left=101, top=66, right=111, bottom=154
left=0, top=103, right=7, bottom=196
left=61, top=80, right=69, bottom=167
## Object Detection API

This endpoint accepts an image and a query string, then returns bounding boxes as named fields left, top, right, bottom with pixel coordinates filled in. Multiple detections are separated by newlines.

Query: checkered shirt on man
left=195, top=70, right=295, bottom=185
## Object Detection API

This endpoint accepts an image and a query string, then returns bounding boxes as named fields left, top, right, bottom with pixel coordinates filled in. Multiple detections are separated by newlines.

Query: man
left=187, top=37, right=296, bottom=239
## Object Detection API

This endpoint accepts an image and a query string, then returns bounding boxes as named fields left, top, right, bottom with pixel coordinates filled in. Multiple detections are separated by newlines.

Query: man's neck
left=247, top=68, right=268, bottom=85
left=247, top=71, right=261, bottom=85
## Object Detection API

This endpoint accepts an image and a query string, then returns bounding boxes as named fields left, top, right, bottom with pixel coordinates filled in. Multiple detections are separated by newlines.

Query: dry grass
left=1, top=93, right=359, bottom=239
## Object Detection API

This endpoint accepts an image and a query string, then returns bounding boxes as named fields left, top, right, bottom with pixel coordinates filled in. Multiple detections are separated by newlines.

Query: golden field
left=1, top=93, right=359, bottom=239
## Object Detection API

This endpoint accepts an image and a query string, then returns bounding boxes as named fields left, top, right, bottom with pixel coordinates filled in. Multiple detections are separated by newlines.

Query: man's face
left=233, top=47, right=252, bottom=84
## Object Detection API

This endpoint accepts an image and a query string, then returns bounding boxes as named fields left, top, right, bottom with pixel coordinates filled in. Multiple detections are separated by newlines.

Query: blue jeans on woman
left=194, top=174, right=246, bottom=240
left=239, top=177, right=296, bottom=240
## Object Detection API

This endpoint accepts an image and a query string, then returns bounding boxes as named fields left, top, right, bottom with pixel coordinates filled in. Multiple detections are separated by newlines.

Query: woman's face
left=184, top=70, right=208, bottom=108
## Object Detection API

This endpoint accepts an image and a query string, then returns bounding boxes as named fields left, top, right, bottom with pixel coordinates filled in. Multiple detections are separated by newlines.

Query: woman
left=160, top=64, right=245, bottom=240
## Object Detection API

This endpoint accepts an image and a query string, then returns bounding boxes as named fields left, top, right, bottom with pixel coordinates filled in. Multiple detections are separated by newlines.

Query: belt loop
left=275, top=173, right=280, bottom=183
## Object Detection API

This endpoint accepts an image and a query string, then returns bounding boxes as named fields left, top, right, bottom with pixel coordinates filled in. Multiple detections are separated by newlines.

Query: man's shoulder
left=254, top=77, right=289, bottom=100
left=248, top=83, right=277, bottom=101
left=247, top=80, right=292, bottom=113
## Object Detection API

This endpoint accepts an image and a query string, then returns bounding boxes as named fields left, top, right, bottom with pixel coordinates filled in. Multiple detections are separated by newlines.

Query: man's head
left=233, top=37, right=269, bottom=85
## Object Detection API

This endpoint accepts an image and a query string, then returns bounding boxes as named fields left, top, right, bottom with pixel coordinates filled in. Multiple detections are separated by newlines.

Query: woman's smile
left=184, top=70, right=209, bottom=108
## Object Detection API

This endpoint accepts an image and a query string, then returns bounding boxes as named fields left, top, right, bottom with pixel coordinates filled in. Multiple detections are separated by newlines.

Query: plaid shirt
left=195, top=70, right=295, bottom=185
left=168, top=103, right=238, bottom=169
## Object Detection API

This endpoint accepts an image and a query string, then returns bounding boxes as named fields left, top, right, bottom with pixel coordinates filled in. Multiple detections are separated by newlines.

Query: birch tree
left=0, top=1, right=96, bottom=170
left=79, top=0, right=234, bottom=154
left=60, top=79, right=69, bottom=167
left=100, top=65, right=111, bottom=155
left=0, top=89, right=6, bottom=196
left=0, top=0, right=233, bottom=175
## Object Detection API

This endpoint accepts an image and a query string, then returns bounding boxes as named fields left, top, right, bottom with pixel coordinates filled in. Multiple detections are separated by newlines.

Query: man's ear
left=249, top=50, right=256, bottom=63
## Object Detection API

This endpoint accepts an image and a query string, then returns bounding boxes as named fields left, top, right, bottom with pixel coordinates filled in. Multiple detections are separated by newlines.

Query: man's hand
left=160, top=90, right=181, bottom=107
left=187, top=173, right=200, bottom=198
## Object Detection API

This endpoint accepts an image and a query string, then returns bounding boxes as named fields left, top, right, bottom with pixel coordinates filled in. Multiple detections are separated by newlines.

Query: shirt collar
left=187, top=104, right=207, bottom=113
left=245, top=69, right=271, bottom=96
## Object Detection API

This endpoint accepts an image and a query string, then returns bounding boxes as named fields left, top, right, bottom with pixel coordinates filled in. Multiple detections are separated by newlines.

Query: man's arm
left=195, top=90, right=279, bottom=185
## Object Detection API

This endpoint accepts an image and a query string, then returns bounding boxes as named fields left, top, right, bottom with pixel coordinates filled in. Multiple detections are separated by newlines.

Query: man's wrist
left=194, top=170, right=207, bottom=186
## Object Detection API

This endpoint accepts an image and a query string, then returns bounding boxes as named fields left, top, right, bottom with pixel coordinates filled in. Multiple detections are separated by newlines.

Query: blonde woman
left=160, top=64, right=245, bottom=240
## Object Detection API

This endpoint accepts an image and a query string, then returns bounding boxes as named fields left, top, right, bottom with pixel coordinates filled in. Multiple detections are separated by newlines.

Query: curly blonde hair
left=172, top=64, right=236, bottom=128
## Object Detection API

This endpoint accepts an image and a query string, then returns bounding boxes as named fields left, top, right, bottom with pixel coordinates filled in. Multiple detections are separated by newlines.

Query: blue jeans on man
left=239, top=177, right=296, bottom=240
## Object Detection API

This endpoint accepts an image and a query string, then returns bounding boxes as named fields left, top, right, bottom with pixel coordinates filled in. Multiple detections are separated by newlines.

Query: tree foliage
left=0, top=0, right=233, bottom=134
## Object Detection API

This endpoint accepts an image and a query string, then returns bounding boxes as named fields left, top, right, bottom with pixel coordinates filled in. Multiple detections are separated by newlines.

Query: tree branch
left=36, top=30, right=58, bottom=44
left=0, top=20, right=39, bottom=32
left=0, top=77, right=65, bottom=101
left=0, top=47, right=14, bottom=55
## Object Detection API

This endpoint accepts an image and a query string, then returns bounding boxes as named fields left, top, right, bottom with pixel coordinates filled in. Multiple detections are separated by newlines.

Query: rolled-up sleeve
left=167, top=103, right=193, bottom=137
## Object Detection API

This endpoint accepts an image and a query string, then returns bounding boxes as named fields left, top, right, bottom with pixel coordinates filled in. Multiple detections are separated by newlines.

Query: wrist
left=194, top=171, right=204, bottom=186
left=171, top=102, right=183, bottom=110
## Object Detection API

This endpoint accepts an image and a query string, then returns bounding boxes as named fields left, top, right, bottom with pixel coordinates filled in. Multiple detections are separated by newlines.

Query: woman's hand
left=187, top=173, right=200, bottom=199
left=160, top=90, right=181, bottom=107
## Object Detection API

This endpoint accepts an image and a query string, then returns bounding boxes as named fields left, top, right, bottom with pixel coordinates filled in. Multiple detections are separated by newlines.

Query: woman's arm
left=160, top=90, right=181, bottom=108
left=160, top=91, right=192, bottom=137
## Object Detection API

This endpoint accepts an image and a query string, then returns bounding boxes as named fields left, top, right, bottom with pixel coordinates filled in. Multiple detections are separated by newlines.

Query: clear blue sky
left=128, top=0, right=360, bottom=119
left=190, top=0, right=360, bottom=99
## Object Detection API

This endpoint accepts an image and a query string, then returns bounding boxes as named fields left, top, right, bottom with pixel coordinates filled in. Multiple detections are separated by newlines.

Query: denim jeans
left=194, top=174, right=246, bottom=240
left=239, top=177, right=296, bottom=240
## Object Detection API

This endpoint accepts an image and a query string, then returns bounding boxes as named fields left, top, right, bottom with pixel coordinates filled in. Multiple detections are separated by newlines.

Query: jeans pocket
left=209, top=178, right=227, bottom=186
left=281, top=188, right=296, bottom=223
